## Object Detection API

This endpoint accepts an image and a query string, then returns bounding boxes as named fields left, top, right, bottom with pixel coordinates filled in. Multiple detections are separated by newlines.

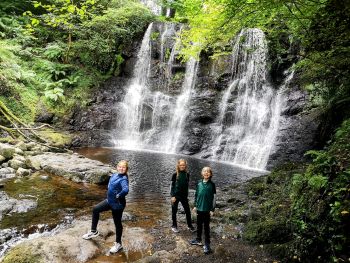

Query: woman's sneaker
left=171, top=226, right=179, bottom=233
left=82, top=230, right=99, bottom=240
left=110, top=242, right=123, bottom=253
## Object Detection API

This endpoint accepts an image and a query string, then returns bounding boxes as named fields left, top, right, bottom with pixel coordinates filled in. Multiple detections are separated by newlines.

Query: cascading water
left=210, top=28, right=286, bottom=170
left=140, top=0, right=161, bottom=15
left=114, top=23, right=153, bottom=149
left=112, top=23, right=285, bottom=169
left=113, top=23, right=198, bottom=153
left=162, top=58, right=198, bottom=153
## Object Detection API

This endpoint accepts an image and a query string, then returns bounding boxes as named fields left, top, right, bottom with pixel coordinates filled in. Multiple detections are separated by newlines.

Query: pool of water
left=0, top=147, right=266, bottom=261
left=75, top=147, right=267, bottom=196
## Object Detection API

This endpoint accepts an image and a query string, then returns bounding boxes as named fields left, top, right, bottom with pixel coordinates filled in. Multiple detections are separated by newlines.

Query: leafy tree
left=23, top=0, right=100, bottom=62
left=174, top=0, right=326, bottom=59
left=72, top=1, right=153, bottom=73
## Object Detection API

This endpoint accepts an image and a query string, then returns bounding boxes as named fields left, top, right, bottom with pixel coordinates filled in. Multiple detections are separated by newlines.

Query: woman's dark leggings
left=171, top=197, right=193, bottom=228
left=91, top=199, right=124, bottom=243
left=196, top=211, right=211, bottom=245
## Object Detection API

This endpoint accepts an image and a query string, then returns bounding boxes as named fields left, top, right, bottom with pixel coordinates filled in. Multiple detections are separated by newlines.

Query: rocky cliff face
left=67, top=21, right=321, bottom=170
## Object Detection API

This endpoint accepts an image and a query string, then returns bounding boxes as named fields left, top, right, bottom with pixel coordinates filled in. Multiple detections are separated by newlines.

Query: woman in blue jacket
left=82, top=160, right=129, bottom=254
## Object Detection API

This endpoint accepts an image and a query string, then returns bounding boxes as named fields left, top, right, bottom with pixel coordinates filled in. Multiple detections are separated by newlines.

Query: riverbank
left=0, top=140, right=277, bottom=262
left=1, top=182, right=277, bottom=263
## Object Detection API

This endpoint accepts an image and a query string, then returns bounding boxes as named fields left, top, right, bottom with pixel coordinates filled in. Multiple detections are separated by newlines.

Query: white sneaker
left=110, top=242, right=123, bottom=253
left=171, top=227, right=179, bottom=233
left=82, top=230, right=99, bottom=240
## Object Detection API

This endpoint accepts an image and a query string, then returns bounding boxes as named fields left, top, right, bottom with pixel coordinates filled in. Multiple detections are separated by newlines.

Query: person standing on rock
left=82, top=160, right=129, bottom=254
left=190, top=166, right=216, bottom=254
left=170, top=159, right=196, bottom=233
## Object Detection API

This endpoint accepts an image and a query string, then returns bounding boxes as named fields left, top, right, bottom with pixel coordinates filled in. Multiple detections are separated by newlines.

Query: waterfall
left=160, top=23, right=176, bottom=63
left=211, top=28, right=286, bottom=170
left=113, top=23, right=197, bottom=153
left=162, top=58, right=198, bottom=153
left=112, top=23, right=284, bottom=170
left=140, top=0, right=161, bottom=15
left=113, top=23, right=153, bottom=149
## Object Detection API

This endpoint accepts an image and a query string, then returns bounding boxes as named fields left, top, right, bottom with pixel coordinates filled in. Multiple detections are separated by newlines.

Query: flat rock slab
left=0, top=191, right=37, bottom=221
left=2, top=219, right=154, bottom=263
left=28, top=153, right=113, bottom=184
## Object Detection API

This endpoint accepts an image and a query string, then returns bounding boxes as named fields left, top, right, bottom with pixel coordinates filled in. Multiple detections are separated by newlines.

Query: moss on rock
left=2, top=245, right=43, bottom=263
left=37, top=128, right=72, bottom=147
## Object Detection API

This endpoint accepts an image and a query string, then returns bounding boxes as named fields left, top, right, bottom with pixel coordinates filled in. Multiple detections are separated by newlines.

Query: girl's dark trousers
left=91, top=199, right=123, bottom=243
left=171, top=197, right=193, bottom=228
left=196, top=211, right=211, bottom=245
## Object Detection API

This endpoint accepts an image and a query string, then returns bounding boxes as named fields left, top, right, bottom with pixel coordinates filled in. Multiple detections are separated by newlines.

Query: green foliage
left=295, top=0, right=350, bottom=123
left=43, top=42, right=65, bottom=61
left=174, top=0, right=325, bottom=60
left=45, top=87, right=64, bottom=102
left=71, top=1, right=154, bottom=72
left=244, top=119, right=350, bottom=262
left=23, top=0, right=98, bottom=34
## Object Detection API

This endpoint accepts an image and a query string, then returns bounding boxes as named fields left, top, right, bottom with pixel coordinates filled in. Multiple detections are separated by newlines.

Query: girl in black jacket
left=170, top=159, right=195, bottom=233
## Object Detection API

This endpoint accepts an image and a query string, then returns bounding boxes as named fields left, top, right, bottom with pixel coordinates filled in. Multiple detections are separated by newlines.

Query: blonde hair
left=201, top=166, right=213, bottom=179
left=176, top=159, right=187, bottom=178
left=117, top=160, right=129, bottom=174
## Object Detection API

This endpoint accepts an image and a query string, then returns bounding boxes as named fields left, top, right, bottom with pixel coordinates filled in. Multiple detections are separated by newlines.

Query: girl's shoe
left=110, top=242, right=123, bottom=253
left=203, top=244, right=211, bottom=254
left=187, top=226, right=196, bottom=233
left=171, top=226, right=179, bottom=233
left=189, top=239, right=202, bottom=246
left=82, top=230, right=99, bottom=240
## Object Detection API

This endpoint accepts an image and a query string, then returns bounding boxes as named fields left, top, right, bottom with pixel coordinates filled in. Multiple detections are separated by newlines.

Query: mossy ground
left=37, top=128, right=72, bottom=147
left=2, top=245, right=43, bottom=263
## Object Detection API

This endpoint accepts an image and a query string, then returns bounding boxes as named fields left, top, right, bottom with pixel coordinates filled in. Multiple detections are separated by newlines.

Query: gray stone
left=26, top=142, right=38, bottom=151
left=14, top=148, right=24, bottom=155
left=0, top=192, right=37, bottom=221
left=8, top=155, right=26, bottom=170
left=11, top=198, right=37, bottom=213
left=0, top=143, right=16, bottom=159
left=16, top=141, right=28, bottom=151
left=0, top=167, right=15, bottom=175
left=25, top=157, right=41, bottom=170
left=27, top=153, right=113, bottom=183
left=0, top=155, right=5, bottom=163
left=16, top=167, right=32, bottom=177
left=3, top=219, right=154, bottom=263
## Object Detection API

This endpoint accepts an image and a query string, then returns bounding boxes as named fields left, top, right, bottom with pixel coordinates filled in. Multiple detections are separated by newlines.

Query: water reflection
left=75, top=147, right=267, bottom=194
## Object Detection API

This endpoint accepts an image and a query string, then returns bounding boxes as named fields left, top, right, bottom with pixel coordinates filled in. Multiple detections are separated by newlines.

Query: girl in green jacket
left=190, top=166, right=216, bottom=254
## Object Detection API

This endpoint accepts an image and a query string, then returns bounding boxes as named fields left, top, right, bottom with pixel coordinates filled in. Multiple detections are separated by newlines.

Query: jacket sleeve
left=170, top=173, right=176, bottom=197
left=116, top=177, right=129, bottom=198
left=211, top=182, right=216, bottom=212
left=194, top=181, right=199, bottom=207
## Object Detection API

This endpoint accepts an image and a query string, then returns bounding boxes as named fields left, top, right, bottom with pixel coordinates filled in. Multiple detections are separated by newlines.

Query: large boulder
left=2, top=219, right=154, bottom=263
left=27, top=153, right=113, bottom=183
left=0, top=191, right=37, bottom=221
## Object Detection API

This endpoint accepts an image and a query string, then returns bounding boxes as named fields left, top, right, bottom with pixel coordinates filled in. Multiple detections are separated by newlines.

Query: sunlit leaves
left=176, top=0, right=327, bottom=59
